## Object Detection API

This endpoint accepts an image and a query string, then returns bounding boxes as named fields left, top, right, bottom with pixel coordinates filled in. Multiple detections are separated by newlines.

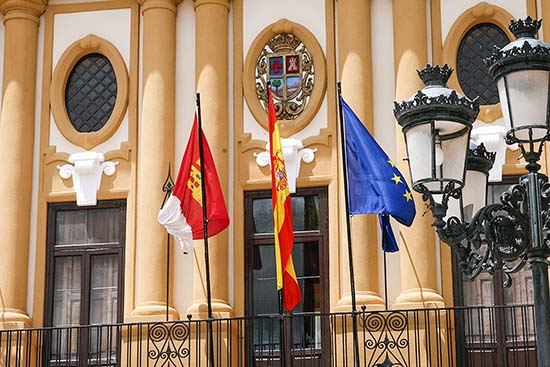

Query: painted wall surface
left=370, top=0, right=402, bottom=307
left=49, top=9, right=131, bottom=155
left=242, top=0, right=328, bottom=142
left=174, top=0, right=198, bottom=314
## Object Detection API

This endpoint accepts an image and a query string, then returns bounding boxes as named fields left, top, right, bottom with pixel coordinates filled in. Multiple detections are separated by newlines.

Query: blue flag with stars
left=341, top=96, right=416, bottom=252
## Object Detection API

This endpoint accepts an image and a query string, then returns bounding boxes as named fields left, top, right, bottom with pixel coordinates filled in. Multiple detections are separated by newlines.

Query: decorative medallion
left=256, top=33, right=314, bottom=121
left=243, top=19, right=326, bottom=137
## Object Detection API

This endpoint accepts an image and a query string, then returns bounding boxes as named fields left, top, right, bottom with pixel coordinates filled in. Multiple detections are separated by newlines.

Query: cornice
left=139, top=0, right=183, bottom=15
left=193, top=0, right=230, bottom=11
left=0, top=0, right=47, bottom=19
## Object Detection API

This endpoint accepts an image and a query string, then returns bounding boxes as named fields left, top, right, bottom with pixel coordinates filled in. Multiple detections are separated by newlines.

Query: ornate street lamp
left=394, top=17, right=550, bottom=365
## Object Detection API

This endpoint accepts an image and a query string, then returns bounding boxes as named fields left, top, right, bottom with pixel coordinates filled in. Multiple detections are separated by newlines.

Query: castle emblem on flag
left=187, top=159, right=203, bottom=204
left=272, top=152, right=288, bottom=192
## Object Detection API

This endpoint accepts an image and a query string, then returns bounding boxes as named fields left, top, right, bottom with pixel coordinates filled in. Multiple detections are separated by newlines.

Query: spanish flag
left=268, top=88, right=302, bottom=311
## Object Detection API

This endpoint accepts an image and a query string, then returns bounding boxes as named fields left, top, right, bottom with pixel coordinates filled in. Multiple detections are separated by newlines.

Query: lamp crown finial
left=509, top=16, right=541, bottom=39
left=417, top=64, right=453, bottom=87
left=468, top=143, right=496, bottom=173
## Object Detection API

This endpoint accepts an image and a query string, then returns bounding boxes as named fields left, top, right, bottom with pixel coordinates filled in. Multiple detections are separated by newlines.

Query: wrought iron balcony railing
left=0, top=304, right=536, bottom=367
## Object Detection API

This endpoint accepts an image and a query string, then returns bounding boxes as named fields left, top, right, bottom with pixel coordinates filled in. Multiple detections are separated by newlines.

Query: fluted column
left=335, top=0, right=384, bottom=311
left=131, top=0, right=180, bottom=320
left=0, top=0, right=46, bottom=328
left=187, top=0, right=232, bottom=316
left=392, top=0, right=444, bottom=308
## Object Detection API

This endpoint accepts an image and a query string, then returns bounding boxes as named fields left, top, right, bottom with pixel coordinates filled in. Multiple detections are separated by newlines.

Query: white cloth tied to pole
left=157, top=195, right=194, bottom=254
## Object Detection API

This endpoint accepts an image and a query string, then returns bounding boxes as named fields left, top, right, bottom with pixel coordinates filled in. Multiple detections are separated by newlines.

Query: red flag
left=158, top=114, right=230, bottom=253
left=268, top=88, right=302, bottom=311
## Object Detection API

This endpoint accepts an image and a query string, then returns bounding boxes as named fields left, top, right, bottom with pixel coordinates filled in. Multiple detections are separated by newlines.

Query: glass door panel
left=51, top=256, right=82, bottom=363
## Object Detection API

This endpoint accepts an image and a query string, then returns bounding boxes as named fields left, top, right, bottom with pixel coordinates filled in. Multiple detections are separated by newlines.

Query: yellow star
left=391, top=173, right=402, bottom=185
left=403, top=190, right=413, bottom=202
left=388, top=159, right=395, bottom=167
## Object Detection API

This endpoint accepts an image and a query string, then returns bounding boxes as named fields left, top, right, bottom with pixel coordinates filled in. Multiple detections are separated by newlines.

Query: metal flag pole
left=268, top=81, right=287, bottom=367
left=196, top=93, right=215, bottom=367
left=383, top=249, right=389, bottom=311
left=336, top=82, right=361, bottom=365
left=278, top=290, right=286, bottom=367
left=160, top=166, right=175, bottom=322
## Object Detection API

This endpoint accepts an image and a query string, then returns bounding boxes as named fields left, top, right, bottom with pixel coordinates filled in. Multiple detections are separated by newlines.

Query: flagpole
left=278, top=289, right=286, bottom=367
left=337, top=82, right=361, bottom=366
left=383, top=249, right=389, bottom=311
left=267, top=82, right=288, bottom=367
left=160, top=166, right=175, bottom=322
left=196, top=93, right=215, bottom=367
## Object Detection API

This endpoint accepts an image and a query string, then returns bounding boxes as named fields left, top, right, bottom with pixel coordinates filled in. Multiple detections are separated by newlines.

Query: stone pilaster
left=392, top=0, right=444, bottom=309
left=0, top=0, right=46, bottom=329
left=335, top=0, right=385, bottom=311
left=131, top=0, right=181, bottom=320
left=186, top=0, right=232, bottom=316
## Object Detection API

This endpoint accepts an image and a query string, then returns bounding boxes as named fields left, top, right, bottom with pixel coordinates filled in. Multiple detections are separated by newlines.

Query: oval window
left=65, top=53, right=118, bottom=132
left=457, top=23, right=509, bottom=105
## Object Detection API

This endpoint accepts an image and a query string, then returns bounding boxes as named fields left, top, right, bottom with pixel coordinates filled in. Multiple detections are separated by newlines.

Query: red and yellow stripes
left=268, top=88, right=302, bottom=312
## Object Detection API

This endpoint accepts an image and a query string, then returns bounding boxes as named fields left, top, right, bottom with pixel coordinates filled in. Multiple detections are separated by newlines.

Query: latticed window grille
left=457, top=23, right=509, bottom=105
left=65, top=53, right=118, bottom=132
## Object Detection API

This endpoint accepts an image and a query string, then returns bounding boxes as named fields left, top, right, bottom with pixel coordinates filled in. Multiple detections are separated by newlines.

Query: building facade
left=0, top=0, right=546, bottom=365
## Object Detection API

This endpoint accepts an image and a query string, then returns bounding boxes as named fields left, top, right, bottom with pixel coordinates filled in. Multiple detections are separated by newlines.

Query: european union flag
left=341, top=96, right=416, bottom=252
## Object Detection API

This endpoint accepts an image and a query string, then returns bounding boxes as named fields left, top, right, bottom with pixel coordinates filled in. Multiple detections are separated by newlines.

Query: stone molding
left=0, top=0, right=47, bottom=21
left=50, top=34, right=129, bottom=150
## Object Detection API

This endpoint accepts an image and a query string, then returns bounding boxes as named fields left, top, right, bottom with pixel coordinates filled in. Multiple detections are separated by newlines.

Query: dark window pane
left=291, top=195, right=319, bottom=231
left=87, top=208, right=120, bottom=244
left=90, top=254, right=119, bottom=325
left=51, top=256, right=81, bottom=361
left=55, top=208, right=120, bottom=246
left=252, top=198, right=273, bottom=234
left=457, top=23, right=509, bottom=105
left=65, top=53, right=117, bottom=132
left=89, top=254, right=119, bottom=362
left=52, top=256, right=82, bottom=327
left=252, top=194, right=319, bottom=234
left=253, top=244, right=278, bottom=316
left=56, top=210, right=88, bottom=245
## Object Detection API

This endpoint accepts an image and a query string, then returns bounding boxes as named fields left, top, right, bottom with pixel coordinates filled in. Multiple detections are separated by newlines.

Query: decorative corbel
left=254, top=138, right=317, bottom=193
left=58, top=151, right=119, bottom=206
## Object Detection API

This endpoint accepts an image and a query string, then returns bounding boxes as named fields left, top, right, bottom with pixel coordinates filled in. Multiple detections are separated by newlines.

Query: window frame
left=44, top=200, right=126, bottom=329
left=243, top=187, right=330, bottom=365
left=244, top=187, right=329, bottom=317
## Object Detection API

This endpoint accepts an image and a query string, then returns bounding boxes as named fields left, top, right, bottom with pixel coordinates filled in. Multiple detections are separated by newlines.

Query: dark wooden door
left=44, top=201, right=126, bottom=367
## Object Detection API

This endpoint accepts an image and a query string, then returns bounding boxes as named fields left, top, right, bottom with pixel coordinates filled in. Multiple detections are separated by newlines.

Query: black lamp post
left=394, top=17, right=550, bottom=366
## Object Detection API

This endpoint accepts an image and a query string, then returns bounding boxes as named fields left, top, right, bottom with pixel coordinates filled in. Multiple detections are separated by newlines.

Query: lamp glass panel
left=433, top=119, right=468, bottom=135
left=405, top=123, right=433, bottom=185
left=463, top=170, right=488, bottom=214
left=441, top=129, right=469, bottom=182
left=445, top=196, right=463, bottom=221
left=498, top=70, right=550, bottom=140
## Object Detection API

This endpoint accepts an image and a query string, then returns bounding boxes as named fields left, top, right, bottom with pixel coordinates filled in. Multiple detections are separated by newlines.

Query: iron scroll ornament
left=148, top=322, right=191, bottom=367
left=416, top=173, right=550, bottom=287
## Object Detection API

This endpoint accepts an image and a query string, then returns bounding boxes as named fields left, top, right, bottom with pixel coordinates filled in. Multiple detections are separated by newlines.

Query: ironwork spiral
left=360, top=311, right=408, bottom=366
left=148, top=322, right=190, bottom=367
